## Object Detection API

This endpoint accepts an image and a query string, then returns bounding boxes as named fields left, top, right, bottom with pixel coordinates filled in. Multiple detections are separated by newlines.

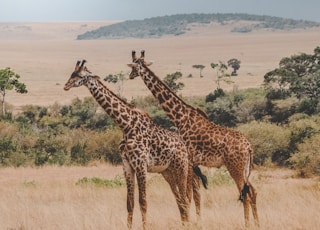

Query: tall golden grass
left=0, top=165, right=319, bottom=230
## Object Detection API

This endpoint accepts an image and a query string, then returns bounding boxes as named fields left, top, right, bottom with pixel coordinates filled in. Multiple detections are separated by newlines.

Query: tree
left=263, top=46, right=320, bottom=113
left=0, top=67, right=27, bottom=116
left=192, top=64, right=205, bottom=78
left=163, top=72, right=185, bottom=93
left=104, top=71, right=126, bottom=95
left=211, top=61, right=234, bottom=89
left=227, top=58, right=241, bottom=76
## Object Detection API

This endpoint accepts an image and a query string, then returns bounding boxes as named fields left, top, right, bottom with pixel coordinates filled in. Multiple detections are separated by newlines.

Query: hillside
left=77, top=13, right=320, bottom=39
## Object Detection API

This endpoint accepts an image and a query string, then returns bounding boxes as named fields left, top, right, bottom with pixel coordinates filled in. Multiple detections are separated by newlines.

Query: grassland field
left=0, top=22, right=319, bottom=229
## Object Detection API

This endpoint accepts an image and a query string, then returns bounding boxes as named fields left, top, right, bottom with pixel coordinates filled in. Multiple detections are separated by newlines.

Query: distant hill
left=76, top=13, right=320, bottom=40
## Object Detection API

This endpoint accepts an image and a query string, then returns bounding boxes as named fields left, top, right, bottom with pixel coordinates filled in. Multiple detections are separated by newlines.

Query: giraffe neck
left=140, top=66, right=192, bottom=127
left=85, top=77, right=134, bottom=130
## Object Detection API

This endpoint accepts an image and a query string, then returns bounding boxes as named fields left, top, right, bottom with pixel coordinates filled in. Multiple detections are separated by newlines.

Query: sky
left=1, top=0, right=320, bottom=22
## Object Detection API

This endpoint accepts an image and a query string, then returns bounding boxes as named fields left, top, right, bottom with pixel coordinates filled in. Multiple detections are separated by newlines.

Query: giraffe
left=127, top=51, right=259, bottom=228
left=64, top=60, right=203, bottom=229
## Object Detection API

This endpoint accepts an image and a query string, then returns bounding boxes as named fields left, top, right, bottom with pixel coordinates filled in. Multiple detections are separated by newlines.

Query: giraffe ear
left=127, top=63, right=138, bottom=67
left=145, top=61, right=153, bottom=66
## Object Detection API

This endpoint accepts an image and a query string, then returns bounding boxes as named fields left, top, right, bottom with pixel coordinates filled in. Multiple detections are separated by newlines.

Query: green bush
left=0, top=137, right=17, bottom=166
left=76, top=175, right=125, bottom=188
left=238, top=121, right=291, bottom=165
left=288, top=134, right=320, bottom=177
left=205, top=97, right=237, bottom=127
left=71, top=142, right=90, bottom=165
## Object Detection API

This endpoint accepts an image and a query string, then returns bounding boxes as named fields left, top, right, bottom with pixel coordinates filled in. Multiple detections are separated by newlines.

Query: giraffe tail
left=193, top=166, right=208, bottom=189
left=239, top=153, right=252, bottom=202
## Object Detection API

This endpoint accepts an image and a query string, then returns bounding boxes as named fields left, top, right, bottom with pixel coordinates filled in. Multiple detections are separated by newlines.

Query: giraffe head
left=64, top=60, right=96, bottom=91
left=127, top=50, right=153, bottom=79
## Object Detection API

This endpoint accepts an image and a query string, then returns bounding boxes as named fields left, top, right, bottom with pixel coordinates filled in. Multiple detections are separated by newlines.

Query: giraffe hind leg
left=248, top=183, right=259, bottom=227
left=240, top=182, right=259, bottom=228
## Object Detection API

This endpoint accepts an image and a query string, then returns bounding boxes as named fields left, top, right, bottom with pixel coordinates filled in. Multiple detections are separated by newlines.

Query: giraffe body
left=128, top=51, right=259, bottom=227
left=64, top=60, right=193, bottom=229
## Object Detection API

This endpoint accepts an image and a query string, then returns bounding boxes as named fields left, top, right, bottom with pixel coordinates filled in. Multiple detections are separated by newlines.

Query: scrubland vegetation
left=0, top=88, right=319, bottom=177
left=1, top=47, right=320, bottom=179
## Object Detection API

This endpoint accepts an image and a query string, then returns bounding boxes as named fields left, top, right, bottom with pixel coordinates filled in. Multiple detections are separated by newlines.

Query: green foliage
left=76, top=175, right=125, bottom=188
left=0, top=137, right=17, bottom=166
left=211, top=61, right=234, bottom=89
left=205, top=97, right=237, bottom=127
left=77, top=13, right=320, bottom=39
left=163, top=72, right=185, bottom=93
left=0, top=67, right=27, bottom=115
left=34, top=135, right=68, bottom=166
left=238, top=121, right=291, bottom=166
left=264, top=47, right=320, bottom=116
left=205, top=88, right=225, bottom=102
left=71, top=142, right=90, bottom=165
left=288, top=134, right=320, bottom=177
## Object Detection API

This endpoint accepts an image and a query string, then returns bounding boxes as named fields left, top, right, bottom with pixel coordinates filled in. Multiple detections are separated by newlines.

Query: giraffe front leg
left=122, top=159, right=135, bottom=229
left=136, top=168, right=147, bottom=230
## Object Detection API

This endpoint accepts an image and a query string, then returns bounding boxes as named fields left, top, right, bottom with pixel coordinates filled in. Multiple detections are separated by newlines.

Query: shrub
left=237, top=121, right=291, bottom=165
left=71, top=142, right=90, bottom=165
left=205, top=97, right=237, bottom=127
left=34, top=135, right=68, bottom=166
left=235, top=97, right=266, bottom=123
left=0, top=137, right=17, bottom=166
left=287, top=116, right=319, bottom=151
left=288, top=134, right=320, bottom=177
left=205, top=88, right=225, bottom=102
left=76, top=175, right=125, bottom=188
left=85, top=128, right=122, bottom=164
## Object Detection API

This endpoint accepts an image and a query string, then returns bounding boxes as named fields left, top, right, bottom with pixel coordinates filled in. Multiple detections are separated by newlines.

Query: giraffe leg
left=192, top=172, right=201, bottom=217
left=122, top=159, right=135, bottom=229
left=177, top=166, right=190, bottom=222
left=243, top=194, right=250, bottom=228
left=136, top=168, right=147, bottom=230
left=248, top=183, right=259, bottom=227
left=225, top=162, right=257, bottom=228
left=162, top=170, right=190, bottom=222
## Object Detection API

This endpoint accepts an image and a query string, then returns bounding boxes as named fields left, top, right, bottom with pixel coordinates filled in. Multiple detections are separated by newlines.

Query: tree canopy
left=163, top=72, right=185, bottom=93
left=263, top=46, right=320, bottom=112
left=0, top=67, right=27, bottom=116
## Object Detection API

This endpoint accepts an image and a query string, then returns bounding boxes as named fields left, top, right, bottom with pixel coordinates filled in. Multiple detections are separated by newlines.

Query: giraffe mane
left=139, top=58, right=196, bottom=111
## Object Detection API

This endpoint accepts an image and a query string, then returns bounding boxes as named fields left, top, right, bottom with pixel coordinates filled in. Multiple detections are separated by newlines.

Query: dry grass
left=0, top=165, right=319, bottom=230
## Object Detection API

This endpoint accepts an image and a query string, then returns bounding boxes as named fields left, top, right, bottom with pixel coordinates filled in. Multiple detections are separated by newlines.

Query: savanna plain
left=0, top=21, right=320, bottom=229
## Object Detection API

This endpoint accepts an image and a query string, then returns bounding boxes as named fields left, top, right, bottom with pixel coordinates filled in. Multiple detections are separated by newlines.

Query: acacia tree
left=192, top=64, right=205, bottom=78
left=0, top=67, right=27, bottom=116
left=227, top=58, right=241, bottom=76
